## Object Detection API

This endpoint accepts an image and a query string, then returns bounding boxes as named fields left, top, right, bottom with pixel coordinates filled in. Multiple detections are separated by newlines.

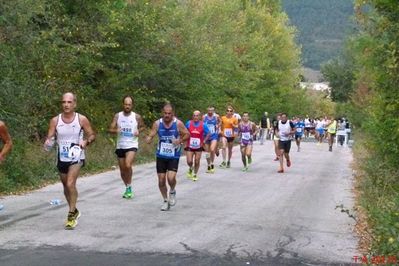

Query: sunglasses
left=226, top=109, right=233, bottom=112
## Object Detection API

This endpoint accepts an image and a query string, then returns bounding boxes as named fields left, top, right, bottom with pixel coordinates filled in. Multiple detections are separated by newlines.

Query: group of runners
left=0, top=92, right=343, bottom=230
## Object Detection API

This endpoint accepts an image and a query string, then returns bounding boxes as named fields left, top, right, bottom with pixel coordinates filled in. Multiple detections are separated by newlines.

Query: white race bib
left=296, top=127, right=303, bottom=133
left=189, top=137, right=201, bottom=149
left=224, top=128, right=233, bottom=137
left=208, top=124, right=215, bottom=134
left=159, top=142, right=175, bottom=157
left=121, top=127, right=133, bottom=137
left=60, top=144, right=70, bottom=159
left=242, top=132, right=251, bottom=140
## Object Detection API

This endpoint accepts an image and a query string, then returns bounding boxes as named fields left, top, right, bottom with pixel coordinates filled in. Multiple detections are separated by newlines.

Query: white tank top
left=56, top=113, right=85, bottom=162
left=116, top=112, right=138, bottom=149
left=278, top=120, right=292, bottom=141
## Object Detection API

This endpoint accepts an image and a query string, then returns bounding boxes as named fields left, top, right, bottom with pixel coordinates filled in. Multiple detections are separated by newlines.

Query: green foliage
left=282, top=0, right=355, bottom=69
left=330, top=0, right=399, bottom=256
left=321, top=50, right=356, bottom=102
left=0, top=0, right=309, bottom=194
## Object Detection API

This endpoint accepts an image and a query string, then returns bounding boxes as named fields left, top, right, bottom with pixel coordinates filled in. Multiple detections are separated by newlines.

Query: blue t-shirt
left=294, top=121, right=305, bottom=136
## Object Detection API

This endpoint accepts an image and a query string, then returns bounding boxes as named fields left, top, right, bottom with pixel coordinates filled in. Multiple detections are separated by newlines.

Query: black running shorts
left=156, top=157, right=179, bottom=173
left=115, top=147, right=138, bottom=158
left=278, top=140, right=292, bottom=153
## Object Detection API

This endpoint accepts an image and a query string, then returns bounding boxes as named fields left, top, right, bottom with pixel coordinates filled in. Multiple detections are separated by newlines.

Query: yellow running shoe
left=65, top=209, right=81, bottom=230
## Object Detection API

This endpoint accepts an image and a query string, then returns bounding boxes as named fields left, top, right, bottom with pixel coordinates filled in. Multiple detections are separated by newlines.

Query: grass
left=352, top=132, right=399, bottom=256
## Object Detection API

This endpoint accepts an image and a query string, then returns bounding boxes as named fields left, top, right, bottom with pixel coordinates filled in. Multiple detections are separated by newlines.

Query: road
left=0, top=140, right=357, bottom=265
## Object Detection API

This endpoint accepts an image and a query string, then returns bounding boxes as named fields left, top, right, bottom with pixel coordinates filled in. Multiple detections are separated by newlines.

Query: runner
left=271, top=113, right=281, bottom=161
left=304, top=115, right=311, bottom=139
left=259, top=112, right=271, bottom=145
left=0, top=120, right=12, bottom=164
left=109, top=96, right=145, bottom=199
left=315, top=117, right=325, bottom=145
left=276, top=113, right=295, bottom=173
left=294, top=116, right=305, bottom=152
left=238, top=112, right=257, bottom=172
left=185, top=110, right=210, bottom=181
left=44, top=92, right=96, bottom=229
left=203, top=106, right=220, bottom=174
left=326, top=116, right=337, bottom=152
left=219, top=106, right=238, bottom=168
left=145, top=103, right=189, bottom=211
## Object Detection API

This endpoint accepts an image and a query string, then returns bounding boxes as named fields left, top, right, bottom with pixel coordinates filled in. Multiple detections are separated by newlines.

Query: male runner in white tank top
left=109, top=96, right=144, bottom=199
left=44, top=92, right=95, bottom=230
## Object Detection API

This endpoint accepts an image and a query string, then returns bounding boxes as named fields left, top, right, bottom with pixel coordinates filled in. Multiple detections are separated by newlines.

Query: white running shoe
left=169, top=191, right=176, bottom=206
left=161, top=200, right=170, bottom=211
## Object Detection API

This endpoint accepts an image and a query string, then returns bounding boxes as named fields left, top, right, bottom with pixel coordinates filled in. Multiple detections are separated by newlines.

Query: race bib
left=208, top=124, right=215, bottom=134
left=224, top=128, right=233, bottom=137
left=296, top=127, right=303, bottom=133
left=242, top=132, right=251, bottom=140
left=60, top=144, right=70, bottom=159
left=121, top=127, right=133, bottom=137
left=189, top=137, right=201, bottom=149
left=159, top=142, right=175, bottom=157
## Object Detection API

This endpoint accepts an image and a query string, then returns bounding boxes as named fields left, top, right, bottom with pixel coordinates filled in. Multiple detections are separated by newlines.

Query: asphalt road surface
left=0, top=140, right=358, bottom=266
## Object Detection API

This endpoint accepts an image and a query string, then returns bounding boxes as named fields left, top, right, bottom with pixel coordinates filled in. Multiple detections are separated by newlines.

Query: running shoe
left=161, top=200, right=170, bottom=211
left=186, top=168, right=193, bottom=179
left=65, top=209, right=81, bottom=230
left=287, top=160, right=291, bottom=167
left=210, top=164, right=215, bottom=173
left=241, top=167, right=248, bottom=172
left=226, top=161, right=231, bottom=168
left=169, top=191, right=176, bottom=206
left=192, top=174, right=198, bottom=181
left=206, top=165, right=212, bottom=173
left=273, top=157, right=279, bottom=161
left=277, top=169, right=284, bottom=173
left=219, top=161, right=226, bottom=168
left=122, top=187, right=134, bottom=199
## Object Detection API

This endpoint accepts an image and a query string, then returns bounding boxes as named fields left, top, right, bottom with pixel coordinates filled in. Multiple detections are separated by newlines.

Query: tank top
left=203, top=115, right=218, bottom=136
left=239, top=122, right=253, bottom=145
left=116, top=111, right=138, bottom=149
left=156, top=118, right=181, bottom=159
left=187, top=121, right=205, bottom=149
left=278, top=120, right=292, bottom=141
left=56, top=113, right=85, bottom=162
left=327, top=120, right=337, bottom=134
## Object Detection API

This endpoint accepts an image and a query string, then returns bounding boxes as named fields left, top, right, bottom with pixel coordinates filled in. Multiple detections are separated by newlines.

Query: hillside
left=282, top=0, right=354, bottom=70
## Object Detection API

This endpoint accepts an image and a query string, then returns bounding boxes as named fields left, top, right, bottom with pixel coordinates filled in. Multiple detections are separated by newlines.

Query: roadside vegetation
left=322, top=0, right=399, bottom=256
left=0, top=0, right=335, bottom=194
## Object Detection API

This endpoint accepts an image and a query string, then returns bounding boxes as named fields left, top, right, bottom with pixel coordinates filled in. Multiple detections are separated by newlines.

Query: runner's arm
left=146, top=120, right=159, bottom=144
left=44, top=116, right=57, bottom=150
left=0, top=122, right=12, bottom=162
left=80, top=115, right=96, bottom=148
left=175, top=120, right=190, bottom=145
left=135, top=113, right=146, bottom=136
left=108, top=113, right=119, bottom=134
left=203, top=124, right=210, bottom=143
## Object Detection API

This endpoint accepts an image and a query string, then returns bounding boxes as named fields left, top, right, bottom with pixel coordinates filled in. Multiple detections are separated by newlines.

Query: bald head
left=62, top=92, right=77, bottom=114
